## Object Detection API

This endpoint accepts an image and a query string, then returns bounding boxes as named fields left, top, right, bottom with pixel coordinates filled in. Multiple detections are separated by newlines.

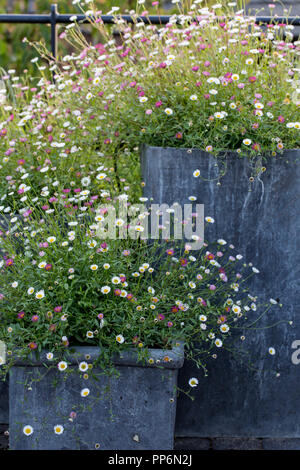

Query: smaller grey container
left=9, top=343, right=184, bottom=450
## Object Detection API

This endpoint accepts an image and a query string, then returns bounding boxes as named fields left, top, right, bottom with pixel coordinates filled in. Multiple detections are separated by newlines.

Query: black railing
left=0, top=3, right=299, bottom=59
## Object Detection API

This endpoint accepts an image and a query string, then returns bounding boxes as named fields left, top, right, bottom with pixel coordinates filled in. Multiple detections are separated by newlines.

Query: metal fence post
left=50, top=3, right=58, bottom=60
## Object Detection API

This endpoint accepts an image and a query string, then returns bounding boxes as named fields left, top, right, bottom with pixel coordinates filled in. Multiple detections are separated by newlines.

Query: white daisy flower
left=232, top=305, right=241, bottom=314
left=35, top=290, right=45, bottom=300
left=38, top=261, right=47, bottom=269
left=101, top=286, right=111, bottom=294
left=214, top=111, right=225, bottom=119
left=96, top=173, right=107, bottom=180
left=220, top=324, right=230, bottom=333
left=116, top=334, right=125, bottom=344
left=79, top=361, right=89, bottom=372
left=115, top=219, right=125, bottom=227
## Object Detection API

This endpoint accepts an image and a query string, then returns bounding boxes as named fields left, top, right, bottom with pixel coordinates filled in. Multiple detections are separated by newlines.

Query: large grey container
left=9, top=343, right=184, bottom=450
left=141, top=144, right=300, bottom=438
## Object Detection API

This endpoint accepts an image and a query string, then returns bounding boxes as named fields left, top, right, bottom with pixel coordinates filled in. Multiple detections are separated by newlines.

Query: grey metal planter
left=141, top=144, right=300, bottom=439
left=9, top=343, right=184, bottom=450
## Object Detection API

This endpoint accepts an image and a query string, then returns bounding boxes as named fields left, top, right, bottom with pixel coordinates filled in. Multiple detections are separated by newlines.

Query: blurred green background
left=0, top=1, right=249, bottom=74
